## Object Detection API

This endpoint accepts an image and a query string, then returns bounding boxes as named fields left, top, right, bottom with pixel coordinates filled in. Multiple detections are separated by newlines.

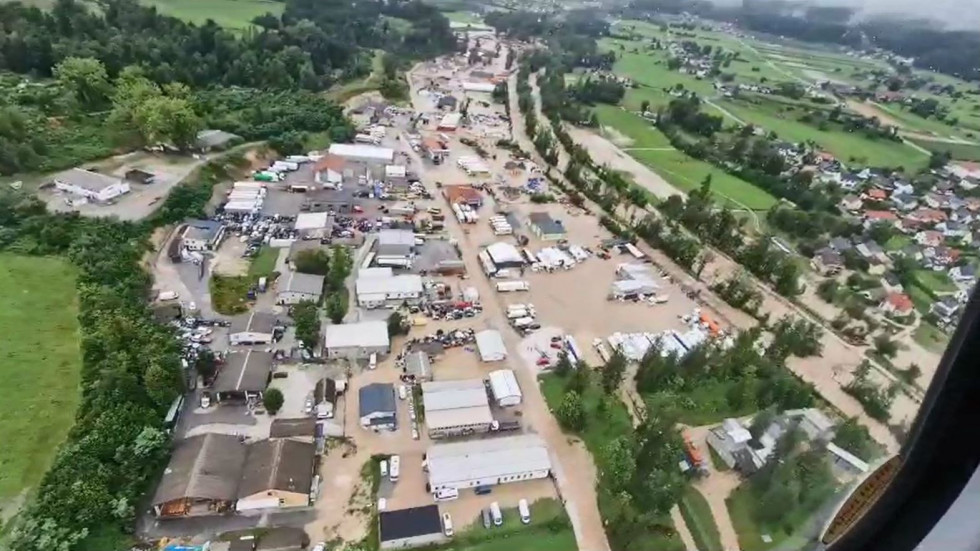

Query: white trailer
left=496, top=280, right=530, bottom=292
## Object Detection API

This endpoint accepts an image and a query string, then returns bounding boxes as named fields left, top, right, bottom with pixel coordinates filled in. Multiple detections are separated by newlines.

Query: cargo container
left=496, top=280, right=530, bottom=292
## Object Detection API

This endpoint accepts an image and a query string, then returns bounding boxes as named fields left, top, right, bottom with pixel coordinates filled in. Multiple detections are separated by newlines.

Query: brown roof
left=314, top=154, right=346, bottom=173
left=238, top=439, right=315, bottom=498
left=152, top=434, right=247, bottom=506
left=269, top=417, right=317, bottom=439
left=443, top=185, right=482, bottom=205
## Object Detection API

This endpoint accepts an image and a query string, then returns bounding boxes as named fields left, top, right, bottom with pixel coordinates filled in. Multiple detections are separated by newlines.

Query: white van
left=389, top=455, right=400, bottom=482
left=518, top=499, right=531, bottom=524
left=490, top=501, right=502, bottom=526
left=433, top=487, right=459, bottom=501
left=369, top=353, right=377, bottom=370
left=442, top=513, right=454, bottom=536
left=379, top=460, right=388, bottom=478
left=398, top=385, right=408, bottom=400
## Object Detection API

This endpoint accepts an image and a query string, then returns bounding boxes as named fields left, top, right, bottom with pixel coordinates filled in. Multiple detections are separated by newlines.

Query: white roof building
left=485, top=242, right=524, bottom=267
left=475, top=330, right=507, bottom=362
left=487, top=369, right=522, bottom=407
left=385, top=165, right=407, bottom=178
left=324, top=321, right=390, bottom=359
left=359, top=267, right=394, bottom=279
left=53, top=168, right=131, bottom=203
left=356, top=274, right=424, bottom=308
left=438, top=112, right=463, bottom=130
left=294, top=212, right=331, bottom=231
left=421, top=380, right=493, bottom=437
left=328, top=143, right=395, bottom=163
left=426, top=434, right=552, bottom=490
left=462, top=81, right=497, bottom=93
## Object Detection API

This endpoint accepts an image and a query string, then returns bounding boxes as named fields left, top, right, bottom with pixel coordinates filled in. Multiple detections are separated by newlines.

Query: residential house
left=949, top=160, right=980, bottom=180
left=960, top=177, right=979, bottom=192
left=937, top=221, right=969, bottom=240
left=855, top=241, right=887, bottom=262
left=812, top=248, right=844, bottom=275
left=896, top=243, right=924, bottom=261
left=863, top=210, right=899, bottom=229
left=931, top=296, right=961, bottom=325
left=841, top=195, right=863, bottom=211
left=864, top=188, right=888, bottom=202
left=952, top=207, right=974, bottom=224
left=908, top=208, right=947, bottom=225
left=882, top=272, right=903, bottom=293
left=915, top=230, right=944, bottom=248
left=923, top=193, right=949, bottom=210
left=879, top=292, right=915, bottom=317
left=891, top=194, right=918, bottom=211
left=926, top=246, right=960, bottom=268
left=892, top=181, right=914, bottom=196
left=949, top=264, right=977, bottom=284
left=359, top=383, right=397, bottom=431
left=828, top=237, right=854, bottom=252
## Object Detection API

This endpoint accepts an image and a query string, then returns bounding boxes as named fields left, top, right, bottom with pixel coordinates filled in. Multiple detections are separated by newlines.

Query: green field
left=593, top=104, right=673, bottom=148
left=442, top=499, right=577, bottom=551
left=678, top=487, right=723, bottom=551
left=443, top=10, right=486, bottom=26
left=905, top=137, right=980, bottom=162
left=142, top=0, right=282, bottom=29
left=913, top=322, right=951, bottom=354
left=326, top=50, right=385, bottom=103
left=0, top=255, right=81, bottom=502
left=907, top=284, right=934, bottom=314
left=632, top=148, right=779, bottom=210
left=913, top=269, right=957, bottom=294
left=248, top=245, right=280, bottom=278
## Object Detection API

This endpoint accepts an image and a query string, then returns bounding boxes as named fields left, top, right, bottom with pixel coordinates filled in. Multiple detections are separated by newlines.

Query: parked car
left=482, top=508, right=492, bottom=529
left=380, top=460, right=388, bottom=478
left=490, top=501, right=503, bottom=526
left=475, top=485, right=492, bottom=495
left=442, top=513, right=454, bottom=536
left=519, top=499, right=531, bottom=524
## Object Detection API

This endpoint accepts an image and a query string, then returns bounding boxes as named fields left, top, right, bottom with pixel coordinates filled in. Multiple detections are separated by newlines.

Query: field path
left=670, top=506, right=699, bottom=551
left=705, top=97, right=746, bottom=125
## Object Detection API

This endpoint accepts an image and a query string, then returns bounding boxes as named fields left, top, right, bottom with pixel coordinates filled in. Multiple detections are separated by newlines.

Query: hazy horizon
left=709, top=0, right=980, bottom=30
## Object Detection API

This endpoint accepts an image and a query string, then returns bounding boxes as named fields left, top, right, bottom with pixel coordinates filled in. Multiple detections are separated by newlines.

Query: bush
left=264, top=388, right=284, bottom=414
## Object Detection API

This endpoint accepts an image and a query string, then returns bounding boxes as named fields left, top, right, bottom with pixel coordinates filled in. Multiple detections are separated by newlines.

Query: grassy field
left=631, top=149, right=779, bottom=210
left=325, top=50, right=385, bottom=103
left=913, top=322, right=950, bottom=354
left=913, top=269, right=957, bottom=294
left=0, top=255, right=81, bottom=503
left=678, top=487, right=723, bottom=551
left=593, top=105, right=673, bottom=148
left=442, top=499, right=577, bottom=551
left=141, top=0, right=282, bottom=30
left=907, top=284, right=934, bottom=314
left=442, top=10, right=485, bottom=26
left=248, top=245, right=280, bottom=278
left=884, top=234, right=912, bottom=251
left=726, top=486, right=811, bottom=551
left=905, top=137, right=980, bottom=162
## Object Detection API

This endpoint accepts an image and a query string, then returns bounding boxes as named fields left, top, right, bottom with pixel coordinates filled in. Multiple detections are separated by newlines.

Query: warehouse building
left=236, top=439, right=316, bottom=512
left=527, top=212, right=566, bottom=241
left=437, top=112, right=463, bottom=131
left=356, top=274, right=424, bottom=309
left=426, top=434, right=551, bottom=491
left=359, top=383, right=397, bottom=431
left=181, top=219, right=226, bottom=251
left=229, top=312, right=281, bottom=346
left=404, top=350, right=433, bottom=382
left=475, top=330, right=507, bottom=362
left=152, top=433, right=247, bottom=518
left=293, top=212, right=333, bottom=238
left=324, top=320, right=390, bottom=360
left=213, top=350, right=274, bottom=402
left=53, top=168, right=131, bottom=203
left=487, top=369, right=522, bottom=407
left=421, top=379, right=493, bottom=438
left=379, top=505, right=445, bottom=549
left=483, top=242, right=525, bottom=270
left=375, top=229, right=417, bottom=268
left=328, top=143, right=395, bottom=164
left=277, top=271, right=325, bottom=305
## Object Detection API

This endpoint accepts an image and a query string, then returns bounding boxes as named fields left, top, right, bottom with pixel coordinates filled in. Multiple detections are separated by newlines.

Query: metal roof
left=488, top=370, right=522, bottom=400
left=359, top=383, right=396, bottom=417
left=528, top=212, right=566, bottom=236
left=475, top=330, right=507, bottom=361
left=214, top=350, right=273, bottom=393
left=152, top=433, right=246, bottom=506
left=238, top=439, right=315, bottom=498
left=422, top=379, right=493, bottom=430
left=328, top=143, right=394, bottom=162
left=426, top=434, right=551, bottom=487
left=282, top=271, right=325, bottom=296
left=324, top=320, right=389, bottom=350
left=485, top=242, right=523, bottom=265
left=404, top=351, right=431, bottom=379
left=230, top=311, right=280, bottom=335
left=294, top=212, right=331, bottom=230
left=379, top=505, right=442, bottom=542
left=378, top=229, right=416, bottom=246
left=356, top=274, right=423, bottom=297
left=53, top=168, right=121, bottom=191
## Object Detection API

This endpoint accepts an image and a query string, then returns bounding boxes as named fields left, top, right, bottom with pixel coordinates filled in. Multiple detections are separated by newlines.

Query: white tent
left=488, top=369, right=522, bottom=407
left=475, top=330, right=507, bottom=362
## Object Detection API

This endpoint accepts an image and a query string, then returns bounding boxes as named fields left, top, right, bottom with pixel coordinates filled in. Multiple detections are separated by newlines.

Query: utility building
left=324, top=321, right=390, bottom=360
left=426, top=434, right=551, bottom=491
left=356, top=274, right=424, bottom=309
left=421, top=379, right=493, bottom=438
left=229, top=312, right=281, bottom=346
left=487, top=369, right=522, bottom=407
left=379, top=506, right=445, bottom=549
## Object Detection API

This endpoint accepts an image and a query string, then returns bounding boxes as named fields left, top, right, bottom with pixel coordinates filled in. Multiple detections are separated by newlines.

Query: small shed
left=488, top=369, right=522, bottom=407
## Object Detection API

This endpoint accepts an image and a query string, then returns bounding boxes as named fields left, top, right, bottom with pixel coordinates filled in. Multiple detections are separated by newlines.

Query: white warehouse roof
left=356, top=274, right=423, bottom=296
left=328, top=143, right=395, bottom=162
left=378, top=229, right=417, bottom=247
left=488, top=370, right=521, bottom=401
left=475, top=330, right=507, bottom=361
left=359, top=267, right=394, bottom=279
left=485, top=242, right=523, bottom=265
left=427, top=434, right=551, bottom=487
left=324, top=320, right=389, bottom=350
left=421, top=380, right=493, bottom=430
left=462, top=81, right=497, bottom=93
left=294, top=212, right=331, bottom=230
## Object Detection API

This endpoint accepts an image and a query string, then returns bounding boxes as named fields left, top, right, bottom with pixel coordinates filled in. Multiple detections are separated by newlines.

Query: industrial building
left=610, top=263, right=660, bottom=298
left=356, top=273, right=424, bottom=309
left=181, top=219, right=226, bottom=251
left=376, top=229, right=417, bottom=261
left=421, top=379, right=494, bottom=438
left=324, top=320, right=390, bottom=360
left=293, top=212, right=332, bottom=237
left=404, top=351, right=433, bottom=381
left=229, top=312, right=281, bottom=346
left=527, top=212, right=566, bottom=241
left=359, top=383, right=397, bottom=431
left=276, top=271, right=325, bottom=305
left=53, top=168, right=131, bottom=203
left=328, top=143, right=395, bottom=164
left=426, top=434, right=552, bottom=491
left=213, top=350, right=274, bottom=402
left=236, top=439, right=316, bottom=512
left=475, top=329, right=507, bottom=362
left=379, top=506, right=445, bottom=549
left=487, top=369, right=522, bottom=407
left=151, top=433, right=247, bottom=517
left=482, top=242, right=525, bottom=270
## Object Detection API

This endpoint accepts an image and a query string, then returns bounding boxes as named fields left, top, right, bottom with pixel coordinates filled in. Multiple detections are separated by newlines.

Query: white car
left=412, top=426, right=420, bottom=440
left=442, top=513, right=454, bottom=536
left=304, top=397, right=314, bottom=414
left=398, top=385, right=408, bottom=400
left=380, top=460, right=388, bottom=478
left=378, top=498, right=387, bottom=511
left=390, top=455, right=400, bottom=482
left=312, top=543, right=326, bottom=551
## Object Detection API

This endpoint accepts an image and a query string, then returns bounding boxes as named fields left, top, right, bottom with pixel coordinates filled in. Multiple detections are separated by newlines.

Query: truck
left=257, top=277, right=268, bottom=293
left=506, top=308, right=529, bottom=320
left=496, top=280, right=530, bottom=292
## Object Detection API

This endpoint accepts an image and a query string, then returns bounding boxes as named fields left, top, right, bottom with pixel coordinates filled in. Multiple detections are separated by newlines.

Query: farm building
left=426, top=434, right=552, bottom=491
left=151, top=433, right=247, bottom=518
left=229, top=311, right=281, bottom=346
left=421, top=379, right=494, bottom=438
left=277, top=271, right=325, bottom=305
left=236, top=439, right=316, bottom=512
left=213, top=350, right=274, bottom=402
left=487, top=369, right=522, bottom=407
left=324, top=320, right=390, bottom=360
left=53, top=168, right=131, bottom=203
left=328, top=143, right=395, bottom=164
left=181, top=219, right=225, bottom=251
left=475, top=329, right=507, bottom=362
left=356, top=274, right=424, bottom=309
left=527, top=212, right=566, bottom=241
left=359, top=383, right=397, bottom=431
left=404, top=351, right=433, bottom=381
left=379, top=506, right=445, bottom=550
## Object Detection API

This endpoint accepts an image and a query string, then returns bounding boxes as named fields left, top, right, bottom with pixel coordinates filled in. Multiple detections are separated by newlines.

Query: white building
left=276, top=271, right=325, bottom=305
left=294, top=212, right=331, bottom=233
left=229, top=312, right=280, bottom=346
left=426, top=434, right=552, bottom=491
left=421, top=379, right=494, bottom=438
left=328, top=143, right=395, bottom=164
left=53, top=168, right=131, bottom=203
left=356, top=274, right=424, bottom=309
left=462, top=81, right=497, bottom=93
left=181, top=220, right=225, bottom=251
left=487, top=369, right=522, bottom=407
left=437, top=112, right=463, bottom=131
left=324, top=320, right=390, bottom=360
left=475, top=330, right=507, bottom=362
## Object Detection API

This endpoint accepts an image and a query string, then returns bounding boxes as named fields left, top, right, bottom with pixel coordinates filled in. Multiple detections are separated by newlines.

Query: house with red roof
left=879, top=292, right=915, bottom=316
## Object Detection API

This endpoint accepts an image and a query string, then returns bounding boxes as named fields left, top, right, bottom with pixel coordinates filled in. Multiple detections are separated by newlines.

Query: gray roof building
left=230, top=311, right=281, bottom=335
left=237, top=439, right=315, bottom=499
left=214, top=350, right=274, bottom=396
left=379, top=505, right=444, bottom=549
left=359, top=383, right=397, bottom=428
left=197, top=129, right=242, bottom=151
left=53, top=168, right=121, bottom=192
left=404, top=351, right=433, bottom=381
left=281, top=272, right=325, bottom=297
left=269, top=418, right=317, bottom=439
left=377, top=229, right=416, bottom=257
left=152, top=433, right=247, bottom=510
left=527, top=212, right=566, bottom=239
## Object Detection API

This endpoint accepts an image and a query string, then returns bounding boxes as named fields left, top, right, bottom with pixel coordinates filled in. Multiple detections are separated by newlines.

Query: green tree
left=54, top=57, right=111, bottom=108
left=873, top=334, right=899, bottom=358
left=195, top=349, right=218, bottom=381
left=327, top=246, right=352, bottom=293
left=556, top=390, right=586, bottom=430
left=326, top=293, right=347, bottom=324
left=600, top=350, right=628, bottom=394
left=293, top=300, right=321, bottom=348
left=554, top=351, right=574, bottom=377
left=602, top=436, right=637, bottom=492
left=134, top=95, right=202, bottom=149
left=749, top=406, right=777, bottom=442
left=294, top=248, right=331, bottom=275
left=832, top=417, right=876, bottom=461
left=264, top=387, right=284, bottom=414
left=388, top=311, right=408, bottom=337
